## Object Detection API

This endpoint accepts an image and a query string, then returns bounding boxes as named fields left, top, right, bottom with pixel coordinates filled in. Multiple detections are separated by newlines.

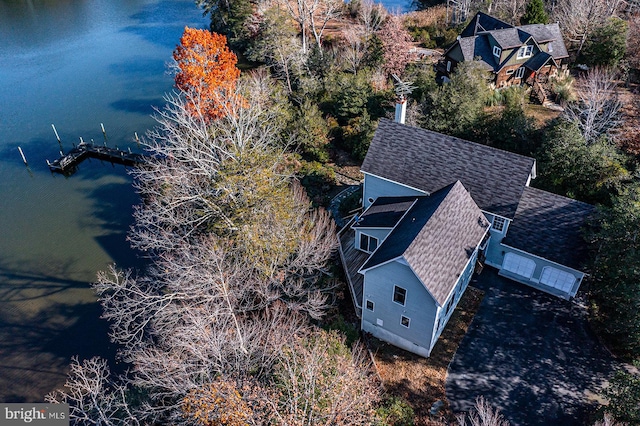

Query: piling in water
left=51, top=124, right=61, bottom=143
left=18, top=147, right=27, bottom=165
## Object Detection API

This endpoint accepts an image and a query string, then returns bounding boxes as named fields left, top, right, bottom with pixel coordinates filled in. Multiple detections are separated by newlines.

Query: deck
left=47, top=141, right=147, bottom=175
left=338, top=220, right=369, bottom=318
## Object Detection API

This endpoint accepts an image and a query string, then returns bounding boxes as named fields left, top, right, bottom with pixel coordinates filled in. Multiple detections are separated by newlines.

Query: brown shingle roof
left=362, top=119, right=535, bottom=219
left=360, top=181, right=490, bottom=306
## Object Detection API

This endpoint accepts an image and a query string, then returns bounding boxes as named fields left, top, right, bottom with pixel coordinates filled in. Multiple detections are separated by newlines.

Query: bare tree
left=341, top=27, right=368, bottom=74
left=358, top=0, right=387, bottom=37
left=247, top=7, right=305, bottom=93
left=552, top=0, right=619, bottom=57
left=377, top=15, right=416, bottom=77
left=79, top=73, right=338, bottom=422
left=45, top=357, right=138, bottom=426
left=484, top=0, right=528, bottom=24
left=564, top=67, right=622, bottom=143
left=594, top=414, right=626, bottom=426
left=457, top=396, right=509, bottom=426
left=279, top=0, right=343, bottom=53
left=265, top=330, right=381, bottom=425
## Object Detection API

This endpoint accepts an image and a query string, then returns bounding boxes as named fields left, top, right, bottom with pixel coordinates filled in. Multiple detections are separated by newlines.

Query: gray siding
left=432, top=247, right=479, bottom=345
left=483, top=212, right=511, bottom=267
left=361, top=260, right=438, bottom=355
left=363, top=174, right=426, bottom=209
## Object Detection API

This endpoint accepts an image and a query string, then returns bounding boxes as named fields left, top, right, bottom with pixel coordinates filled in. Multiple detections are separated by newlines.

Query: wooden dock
left=47, top=141, right=147, bottom=175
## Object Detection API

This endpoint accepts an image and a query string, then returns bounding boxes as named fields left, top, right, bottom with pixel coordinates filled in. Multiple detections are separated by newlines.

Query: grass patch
left=366, top=286, right=484, bottom=425
left=524, top=104, right=562, bottom=127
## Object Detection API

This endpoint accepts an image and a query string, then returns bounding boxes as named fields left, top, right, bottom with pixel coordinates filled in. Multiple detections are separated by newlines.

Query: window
left=445, top=292, right=456, bottom=316
left=492, top=216, right=506, bottom=232
left=393, top=285, right=406, bottom=305
left=506, top=69, right=514, bottom=75
left=401, top=316, right=411, bottom=328
left=446, top=61, right=451, bottom=72
left=517, top=45, right=533, bottom=59
left=493, top=45, right=501, bottom=58
left=366, top=299, right=374, bottom=311
left=359, top=234, right=378, bottom=253
left=515, top=67, right=525, bottom=79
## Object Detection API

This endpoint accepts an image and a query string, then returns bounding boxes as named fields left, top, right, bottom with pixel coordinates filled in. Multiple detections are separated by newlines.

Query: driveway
left=446, top=268, right=619, bottom=425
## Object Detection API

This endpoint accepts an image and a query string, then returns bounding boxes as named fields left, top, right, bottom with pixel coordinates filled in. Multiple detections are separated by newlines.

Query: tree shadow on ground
left=446, top=269, right=619, bottom=426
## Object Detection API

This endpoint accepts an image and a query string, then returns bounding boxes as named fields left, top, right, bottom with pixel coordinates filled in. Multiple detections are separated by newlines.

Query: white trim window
left=492, top=216, right=506, bottom=232
left=366, top=299, right=375, bottom=311
left=359, top=233, right=378, bottom=253
left=506, top=69, right=515, bottom=75
left=393, top=285, right=406, bottom=306
left=515, top=66, right=525, bottom=79
left=446, top=60, right=451, bottom=72
left=493, top=45, right=502, bottom=58
left=517, top=45, right=534, bottom=59
left=401, top=315, right=411, bottom=328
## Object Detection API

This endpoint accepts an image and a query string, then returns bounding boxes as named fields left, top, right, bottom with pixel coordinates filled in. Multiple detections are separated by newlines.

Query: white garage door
left=502, top=253, right=536, bottom=278
left=540, top=267, right=576, bottom=294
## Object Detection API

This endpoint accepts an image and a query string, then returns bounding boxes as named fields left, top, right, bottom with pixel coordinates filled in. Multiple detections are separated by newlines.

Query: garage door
left=540, top=267, right=576, bottom=294
left=502, top=253, right=536, bottom=278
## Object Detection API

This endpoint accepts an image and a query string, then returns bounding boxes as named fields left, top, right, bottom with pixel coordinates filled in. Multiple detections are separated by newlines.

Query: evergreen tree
left=580, top=17, right=628, bottom=68
left=536, top=120, right=629, bottom=205
left=419, top=60, right=491, bottom=139
left=589, top=183, right=640, bottom=359
left=521, top=0, right=549, bottom=25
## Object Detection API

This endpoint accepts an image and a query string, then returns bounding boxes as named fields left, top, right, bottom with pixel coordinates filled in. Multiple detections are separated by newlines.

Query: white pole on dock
left=51, top=124, right=61, bottom=143
left=18, top=147, right=27, bottom=165
left=80, top=137, right=84, bottom=145
left=101, top=123, right=108, bottom=142
left=134, top=132, right=140, bottom=147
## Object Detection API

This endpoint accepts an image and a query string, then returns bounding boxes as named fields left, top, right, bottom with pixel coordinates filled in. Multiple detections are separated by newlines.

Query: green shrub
left=376, top=397, right=415, bottom=426
left=298, top=161, right=337, bottom=206
left=338, top=187, right=363, bottom=217
left=325, top=314, right=360, bottom=347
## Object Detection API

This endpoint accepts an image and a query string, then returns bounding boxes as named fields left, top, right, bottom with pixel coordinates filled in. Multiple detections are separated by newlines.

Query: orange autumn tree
left=173, top=27, right=241, bottom=120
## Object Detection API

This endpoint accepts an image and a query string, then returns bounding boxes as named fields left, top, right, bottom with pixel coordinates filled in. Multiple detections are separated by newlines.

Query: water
left=0, top=0, right=208, bottom=402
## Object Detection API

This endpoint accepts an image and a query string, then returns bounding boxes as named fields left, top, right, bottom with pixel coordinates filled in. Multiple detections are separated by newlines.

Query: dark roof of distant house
left=524, top=51, right=557, bottom=71
left=360, top=181, right=490, bottom=306
left=353, top=196, right=417, bottom=228
left=520, top=23, right=569, bottom=59
left=362, top=119, right=535, bottom=219
left=448, top=14, right=568, bottom=72
left=491, top=28, right=530, bottom=49
left=460, top=12, right=513, bottom=37
left=502, top=187, right=596, bottom=271
left=458, top=35, right=496, bottom=70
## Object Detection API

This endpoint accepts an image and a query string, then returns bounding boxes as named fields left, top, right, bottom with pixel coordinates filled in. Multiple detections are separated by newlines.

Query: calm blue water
left=0, top=0, right=208, bottom=402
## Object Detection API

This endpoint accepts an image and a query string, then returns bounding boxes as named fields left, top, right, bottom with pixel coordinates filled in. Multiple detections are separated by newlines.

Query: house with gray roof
left=337, top=118, right=594, bottom=357
left=437, top=12, right=568, bottom=88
